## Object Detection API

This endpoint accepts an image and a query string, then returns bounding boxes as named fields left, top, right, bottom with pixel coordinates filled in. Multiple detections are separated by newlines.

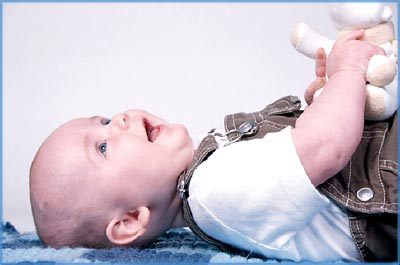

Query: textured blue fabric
left=2, top=222, right=278, bottom=263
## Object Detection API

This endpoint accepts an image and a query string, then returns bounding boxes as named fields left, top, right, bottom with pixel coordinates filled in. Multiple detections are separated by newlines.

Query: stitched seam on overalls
left=258, top=121, right=287, bottom=130
left=381, top=165, right=398, bottom=173
left=355, top=219, right=365, bottom=247
left=376, top=124, right=388, bottom=209
left=198, top=142, right=218, bottom=156
left=322, top=182, right=398, bottom=206
left=267, top=103, right=292, bottom=116
left=361, top=136, right=384, bottom=139
left=319, top=187, right=398, bottom=213
left=232, top=112, right=262, bottom=129
left=355, top=219, right=369, bottom=261
left=224, top=115, right=228, bottom=133
left=354, top=219, right=366, bottom=262
left=192, top=143, right=213, bottom=162
left=261, top=105, right=287, bottom=115
left=232, top=114, right=237, bottom=130
left=189, top=142, right=218, bottom=173
left=225, top=114, right=234, bottom=141
left=381, top=160, right=398, bottom=173
left=362, top=130, right=386, bottom=135
left=257, top=111, right=264, bottom=122
left=346, top=159, right=352, bottom=206
left=251, top=112, right=257, bottom=123
left=268, top=106, right=291, bottom=116
left=227, top=114, right=239, bottom=142
left=349, top=218, right=365, bottom=262
left=382, top=159, right=398, bottom=166
left=224, top=114, right=235, bottom=133
left=261, top=98, right=292, bottom=116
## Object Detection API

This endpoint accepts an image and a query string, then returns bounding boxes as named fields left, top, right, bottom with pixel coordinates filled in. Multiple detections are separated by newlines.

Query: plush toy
left=291, top=2, right=398, bottom=120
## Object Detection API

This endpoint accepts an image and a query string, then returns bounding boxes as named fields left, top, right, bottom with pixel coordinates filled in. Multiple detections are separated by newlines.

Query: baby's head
left=29, top=110, right=194, bottom=248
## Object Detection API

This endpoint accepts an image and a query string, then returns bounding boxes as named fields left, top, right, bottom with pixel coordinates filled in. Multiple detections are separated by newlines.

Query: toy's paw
left=365, top=85, right=386, bottom=120
left=367, top=55, right=397, bottom=87
left=290, top=23, right=334, bottom=59
left=365, top=84, right=397, bottom=120
left=290, top=23, right=306, bottom=49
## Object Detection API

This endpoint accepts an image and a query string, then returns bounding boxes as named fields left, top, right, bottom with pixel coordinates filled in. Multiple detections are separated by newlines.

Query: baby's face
left=48, top=109, right=194, bottom=212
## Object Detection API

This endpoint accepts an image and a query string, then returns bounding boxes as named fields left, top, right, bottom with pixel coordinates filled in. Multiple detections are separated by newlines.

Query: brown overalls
left=177, top=96, right=398, bottom=262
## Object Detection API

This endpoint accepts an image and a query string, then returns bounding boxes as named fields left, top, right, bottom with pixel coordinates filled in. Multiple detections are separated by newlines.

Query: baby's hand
left=327, top=30, right=385, bottom=78
left=304, top=48, right=327, bottom=105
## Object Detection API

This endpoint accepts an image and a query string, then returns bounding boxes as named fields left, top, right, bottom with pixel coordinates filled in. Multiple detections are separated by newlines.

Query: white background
left=4, top=2, right=398, bottom=233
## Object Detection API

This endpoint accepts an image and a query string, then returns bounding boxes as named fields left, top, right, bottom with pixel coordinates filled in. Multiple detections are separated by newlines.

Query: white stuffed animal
left=291, top=2, right=398, bottom=120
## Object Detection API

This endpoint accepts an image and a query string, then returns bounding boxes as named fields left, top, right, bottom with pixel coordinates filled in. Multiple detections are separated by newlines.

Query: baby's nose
left=110, top=113, right=129, bottom=131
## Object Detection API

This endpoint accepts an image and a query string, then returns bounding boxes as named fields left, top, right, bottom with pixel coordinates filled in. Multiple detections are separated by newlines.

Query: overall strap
left=177, top=95, right=302, bottom=252
left=177, top=135, right=236, bottom=252
left=224, top=95, right=302, bottom=142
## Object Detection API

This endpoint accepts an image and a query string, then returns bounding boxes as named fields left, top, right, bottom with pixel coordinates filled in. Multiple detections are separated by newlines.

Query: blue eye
left=102, top=119, right=111, bottom=125
left=99, top=142, right=107, bottom=154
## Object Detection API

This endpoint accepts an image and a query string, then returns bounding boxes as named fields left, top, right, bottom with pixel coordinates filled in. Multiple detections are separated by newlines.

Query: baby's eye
left=99, top=142, right=107, bottom=155
left=102, top=119, right=111, bottom=125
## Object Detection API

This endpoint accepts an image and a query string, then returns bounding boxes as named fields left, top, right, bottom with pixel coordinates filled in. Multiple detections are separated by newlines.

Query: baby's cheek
left=114, top=139, right=155, bottom=169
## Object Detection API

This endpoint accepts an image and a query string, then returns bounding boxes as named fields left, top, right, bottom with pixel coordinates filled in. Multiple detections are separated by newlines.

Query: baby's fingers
left=304, top=81, right=317, bottom=105
left=370, top=45, right=385, bottom=57
left=305, top=78, right=325, bottom=105
left=315, top=48, right=327, bottom=78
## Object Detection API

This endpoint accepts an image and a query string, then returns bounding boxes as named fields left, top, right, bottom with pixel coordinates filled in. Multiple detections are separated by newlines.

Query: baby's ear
left=105, top=206, right=150, bottom=245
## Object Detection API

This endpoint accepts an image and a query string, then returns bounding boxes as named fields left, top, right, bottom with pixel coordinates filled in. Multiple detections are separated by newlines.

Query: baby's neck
left=337, top=22, right=395, bottom=46
left=170, top=202, right=186, bottom=228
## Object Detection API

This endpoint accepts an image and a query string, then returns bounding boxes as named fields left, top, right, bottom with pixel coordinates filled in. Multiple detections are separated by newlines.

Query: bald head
left=29, top=119, right=111, bottom=247
left=29, top=110, right=194, bottom=248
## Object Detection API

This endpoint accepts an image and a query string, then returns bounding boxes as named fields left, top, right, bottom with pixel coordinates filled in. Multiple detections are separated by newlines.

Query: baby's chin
left=165, top=124, right=194, bottom=152
left=176, top=135, right=195, bottom=169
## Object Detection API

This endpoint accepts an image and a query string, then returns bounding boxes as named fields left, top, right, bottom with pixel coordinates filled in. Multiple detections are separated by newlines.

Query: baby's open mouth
left=144, top=119, right=160, bottom=142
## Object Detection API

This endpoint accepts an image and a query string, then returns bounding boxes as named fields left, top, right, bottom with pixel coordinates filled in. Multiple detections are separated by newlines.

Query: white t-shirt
left=188, top=127, right=359, bottom=262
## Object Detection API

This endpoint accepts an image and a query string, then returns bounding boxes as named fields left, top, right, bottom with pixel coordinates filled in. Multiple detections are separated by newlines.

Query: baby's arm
left=292, top=30, right=384, bottom=186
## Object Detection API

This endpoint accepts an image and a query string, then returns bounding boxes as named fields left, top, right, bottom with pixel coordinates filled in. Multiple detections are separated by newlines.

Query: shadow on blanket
left=2, top=222, right=274, bottom=263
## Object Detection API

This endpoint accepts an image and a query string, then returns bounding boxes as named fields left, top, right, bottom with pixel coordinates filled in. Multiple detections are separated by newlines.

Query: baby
left=29, top=30, right=397, bottom=262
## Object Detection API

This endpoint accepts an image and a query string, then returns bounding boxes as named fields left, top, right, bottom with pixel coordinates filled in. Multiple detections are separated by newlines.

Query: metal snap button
left=238, top=121, right=258, bottom=136
left=356, top=187, right=374, bottom=202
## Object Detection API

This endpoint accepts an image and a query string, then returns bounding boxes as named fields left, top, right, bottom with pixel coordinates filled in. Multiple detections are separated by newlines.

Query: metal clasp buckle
left=177, top=180, right=186, bottom=199
left=208, top=121, right=258, bottom=146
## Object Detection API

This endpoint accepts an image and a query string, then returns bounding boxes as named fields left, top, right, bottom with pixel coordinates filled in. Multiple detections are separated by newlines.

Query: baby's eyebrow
left=89, top=116, right=101, bottom=122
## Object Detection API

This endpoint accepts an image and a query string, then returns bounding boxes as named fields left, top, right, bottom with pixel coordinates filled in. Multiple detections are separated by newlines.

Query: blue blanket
left=2, top=222, right=278, bottom=263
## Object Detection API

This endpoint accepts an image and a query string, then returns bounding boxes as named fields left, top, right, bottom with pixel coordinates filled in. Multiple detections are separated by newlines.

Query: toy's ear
left=106, top=206, right=150, bottom=245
